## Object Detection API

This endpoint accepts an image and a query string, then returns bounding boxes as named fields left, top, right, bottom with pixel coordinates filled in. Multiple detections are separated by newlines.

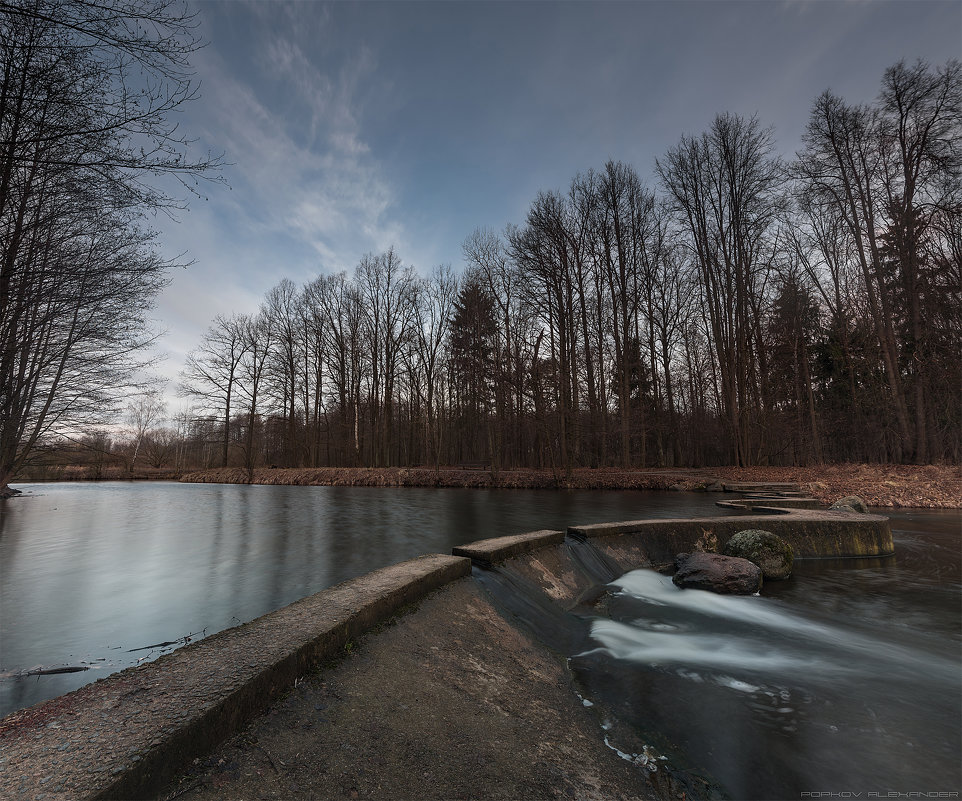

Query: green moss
left=723, top=529, right=795, bottom=580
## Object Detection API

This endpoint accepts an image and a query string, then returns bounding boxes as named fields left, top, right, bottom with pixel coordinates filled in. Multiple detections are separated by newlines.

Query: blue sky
left=151, top=0, right=961, bottom=404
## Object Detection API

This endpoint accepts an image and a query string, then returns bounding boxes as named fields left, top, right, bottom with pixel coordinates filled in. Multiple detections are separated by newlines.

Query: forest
left=5, top=40, right=958, bottom=486
left=165, top=60, right=960, bottom=475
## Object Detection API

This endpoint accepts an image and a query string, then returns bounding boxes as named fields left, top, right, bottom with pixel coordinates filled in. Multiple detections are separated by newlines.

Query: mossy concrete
left=717, top=497, right=824, bottom=510
left=452, top=529, right=565, bottom=565
left=721, top=482, right=801, bottom=493
left=490, top=539, right=626, bottom=607
left=568, top=507, right=893, bottom=568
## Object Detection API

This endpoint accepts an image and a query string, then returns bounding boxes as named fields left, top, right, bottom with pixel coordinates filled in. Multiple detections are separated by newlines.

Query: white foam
left=605, top=570, right=959, bottom=685
left=587, top=617, right=842, bottom=676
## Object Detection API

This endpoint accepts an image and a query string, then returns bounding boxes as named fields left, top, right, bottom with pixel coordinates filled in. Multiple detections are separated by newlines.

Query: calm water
left=571, top=509, right=962, bottom=799
left=0, top=480, right=730, bottom=717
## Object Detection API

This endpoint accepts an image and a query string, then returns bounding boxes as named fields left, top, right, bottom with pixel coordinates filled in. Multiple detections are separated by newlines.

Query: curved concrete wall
left=567, top=507, right=894, bottom=570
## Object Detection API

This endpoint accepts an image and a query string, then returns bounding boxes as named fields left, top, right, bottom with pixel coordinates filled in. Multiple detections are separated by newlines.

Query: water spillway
left=573, top=565, right=960, bottom=799
left=454, top=509, right=957, bottom=799
left=1, top=493, right=956, bottom=801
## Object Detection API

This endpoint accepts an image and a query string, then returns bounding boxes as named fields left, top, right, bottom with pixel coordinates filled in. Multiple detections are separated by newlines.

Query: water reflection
left=0, top=480, right=730, bottom=717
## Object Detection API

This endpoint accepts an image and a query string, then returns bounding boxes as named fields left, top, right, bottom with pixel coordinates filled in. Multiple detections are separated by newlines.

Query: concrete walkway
left=157, top=577, right=664, bottom=801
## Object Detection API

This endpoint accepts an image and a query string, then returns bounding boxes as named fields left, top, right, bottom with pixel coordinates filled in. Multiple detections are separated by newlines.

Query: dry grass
left=17, top=465, right=184, bottom=483
left=707, top=463, right=961, bottom=508
left=179, top=463, right=961, bottom=508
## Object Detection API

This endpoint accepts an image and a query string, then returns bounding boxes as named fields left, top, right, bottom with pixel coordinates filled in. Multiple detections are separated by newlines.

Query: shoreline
left=177, top=463, right=961, bottom=509
left=10, top=463, right=959, bottom=508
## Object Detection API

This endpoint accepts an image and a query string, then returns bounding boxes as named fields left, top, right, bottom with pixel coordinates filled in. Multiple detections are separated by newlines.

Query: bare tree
left=262, top=278, right=302, bottom=464
left=143, top=425, right=177, bottom=468
left=124, top=387, right=167, bottom=471
left=648, top=230, right=695, bottom=466
left=878, top=60, right=961, bottom=461
left=463, top=227, right=528, bottom=466
left=355, top=248, right=417, bottom=466
left=237, top=312, right=273, bottom=477
left=0, top=0, right=220, bottom=497
left=510, top=191, right=582, bottom=479
left=413, top=264, right=458, bottom=469
left=180, top=314, right=248, bottom=467
left=303, top=271, right=366, bottom=465
left=797, top=91, right=912, bottom=459
left=297, top=281, right=327, bottom=466
left=795, top=61, right=961, bottom=461
left=658, top=113, right=782, bottom=465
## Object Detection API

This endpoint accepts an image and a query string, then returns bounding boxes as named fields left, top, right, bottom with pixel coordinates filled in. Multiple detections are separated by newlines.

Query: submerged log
left=128, top=640, right=182, bottom=653
left=23, top=665, right=90, bottom=676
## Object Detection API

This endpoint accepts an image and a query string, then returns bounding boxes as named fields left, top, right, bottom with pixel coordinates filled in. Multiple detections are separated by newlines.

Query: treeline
left=179, top=60, right=961, bottom=473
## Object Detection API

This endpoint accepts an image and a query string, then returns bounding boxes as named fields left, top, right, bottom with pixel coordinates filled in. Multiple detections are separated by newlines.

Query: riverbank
left=12, top=465, right=184, bottom=483
left=179, top=463, right=961, bottom=508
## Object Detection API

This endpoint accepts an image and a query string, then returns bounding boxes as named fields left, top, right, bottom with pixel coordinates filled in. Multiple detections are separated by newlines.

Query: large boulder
left=672, top=552, right=762, bottom=595
left=830, top=495, right=870, bottom=514
left=723, top=529, right=794, bottom=580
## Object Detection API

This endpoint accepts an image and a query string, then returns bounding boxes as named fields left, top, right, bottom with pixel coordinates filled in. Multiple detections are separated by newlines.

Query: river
left=1, top=482, right=959, bottom=798
left=0, top=480, right=731, bottom=717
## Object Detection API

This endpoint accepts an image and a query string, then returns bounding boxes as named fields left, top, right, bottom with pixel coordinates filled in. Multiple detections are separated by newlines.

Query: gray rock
left=672, top=552, right=762, bottom=594
left=723, top=529, right=794, bottom=580
left=830, top=495, right=869, bottom=514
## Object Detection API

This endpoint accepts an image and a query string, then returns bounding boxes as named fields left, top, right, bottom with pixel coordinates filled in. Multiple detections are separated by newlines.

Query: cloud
left=147, top=9, right=413, bottom=406
left=170, top=5, right=407, bottom=269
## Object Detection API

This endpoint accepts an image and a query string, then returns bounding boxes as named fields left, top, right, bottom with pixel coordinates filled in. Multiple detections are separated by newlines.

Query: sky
left=149, top=0, right=961, bottom=410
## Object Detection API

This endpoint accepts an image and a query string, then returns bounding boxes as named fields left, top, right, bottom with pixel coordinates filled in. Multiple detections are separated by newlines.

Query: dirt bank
left=179, top=464, right=961, bottom=508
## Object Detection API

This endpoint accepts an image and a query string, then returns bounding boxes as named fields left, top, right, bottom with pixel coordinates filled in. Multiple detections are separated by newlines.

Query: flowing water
left=2, top=483, right=958, bottom=799
left=0, top=480, right=729, bottom=717
left=565, top=509, right=962, bottom=799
